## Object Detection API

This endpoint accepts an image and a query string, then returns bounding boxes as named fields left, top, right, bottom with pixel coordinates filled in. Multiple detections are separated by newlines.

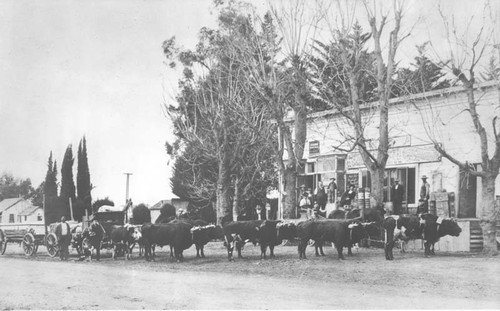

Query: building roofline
left=0, top=198, right=23, bottom=212
left=286, top=80, right=499, bottom=122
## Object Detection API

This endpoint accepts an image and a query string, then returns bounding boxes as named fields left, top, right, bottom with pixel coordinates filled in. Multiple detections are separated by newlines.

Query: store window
left=9, top=214, right=14, bottom=223
left=361, top=167, right=416, bottom=205
left=297, top=155, right=347, bottom=201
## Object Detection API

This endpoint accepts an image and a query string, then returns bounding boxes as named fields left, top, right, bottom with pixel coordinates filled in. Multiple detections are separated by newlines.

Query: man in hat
left=391, top=179, right=405, bottom=215
left=420, top=175, right=431, bottom=212
left=328, top=177, right=337, bottom=204
left=55, top=216, right=71, bottom=261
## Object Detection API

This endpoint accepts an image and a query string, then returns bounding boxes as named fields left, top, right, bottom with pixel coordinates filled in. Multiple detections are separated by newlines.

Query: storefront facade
left=283, top=81, right=500, bottom=251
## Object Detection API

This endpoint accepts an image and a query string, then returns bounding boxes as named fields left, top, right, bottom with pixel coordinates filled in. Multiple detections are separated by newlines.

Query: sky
left=0, top=0, right=220, bottom=206
left=0, top=0, right=497, bottom=207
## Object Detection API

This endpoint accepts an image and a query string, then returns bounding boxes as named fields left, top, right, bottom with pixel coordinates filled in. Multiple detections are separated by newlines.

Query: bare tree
left=418, top=2, right=500, bottom=254
left=265, top=0, right=322, bottom=218
left=311, top=0, right=407, bottom=208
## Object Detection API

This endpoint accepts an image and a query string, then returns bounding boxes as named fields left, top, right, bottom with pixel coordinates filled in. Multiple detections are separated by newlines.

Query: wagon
left=87, top=209, right=127, bottom=251
left=0, top=223, right=56, bottom=257
left=0, top=221, right=85, bottom=258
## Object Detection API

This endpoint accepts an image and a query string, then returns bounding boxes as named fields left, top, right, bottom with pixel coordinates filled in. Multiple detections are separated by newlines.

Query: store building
left=283, top=81, right=500, bottom=252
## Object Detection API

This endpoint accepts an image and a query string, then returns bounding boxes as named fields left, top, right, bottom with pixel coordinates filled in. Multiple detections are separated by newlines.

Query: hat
left=421, top=175, right=428, bottom=179
left=395, top=179, right=400, bottom=182
left=300, top=184, right=306, bottom=188
left=330, top=177, right=336, bottom=180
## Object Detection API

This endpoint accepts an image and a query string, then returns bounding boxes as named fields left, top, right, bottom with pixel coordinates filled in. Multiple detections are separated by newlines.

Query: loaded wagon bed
left=0, top=223, right=51, bottom=256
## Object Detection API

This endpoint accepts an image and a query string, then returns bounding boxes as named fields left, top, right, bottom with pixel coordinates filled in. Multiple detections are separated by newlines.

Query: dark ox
left=110, top=224, right=142, bottom=260
left=383, top=214, right=461, bottom=260
left=276, top=222, right=298, bottom=242
left=329, top=208, right=384, bottom=246
left=383, top=214, right=423, bottom=260
left=81, top=220, right=105, bottom=261
left=297, top=219, right=374, bottom=259
left=222, top=220, right=282, bottom=261
left=190, top=219, right=223, bottom=258
left=141, top=222, right=193, bottom=262
left=421, top=214, right=462, bottom=257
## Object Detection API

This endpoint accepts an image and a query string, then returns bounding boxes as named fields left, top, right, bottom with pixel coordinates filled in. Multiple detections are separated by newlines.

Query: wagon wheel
left=0, top=230, right=6, bottom=255
left=0, top=240, right=6, bottom=255
left=46, top=233, right=59, bottom=258
left=22, top=233, right=37, bottom=257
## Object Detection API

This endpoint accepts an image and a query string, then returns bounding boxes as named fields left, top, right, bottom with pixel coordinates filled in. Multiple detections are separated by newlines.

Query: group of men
left=299, top=178, right=338, bottom=219
left=299, top=174, right=432, bottom=217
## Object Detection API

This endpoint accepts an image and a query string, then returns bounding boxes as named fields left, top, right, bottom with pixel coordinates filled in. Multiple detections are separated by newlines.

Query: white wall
left=299, top=83, right=500, bottom=218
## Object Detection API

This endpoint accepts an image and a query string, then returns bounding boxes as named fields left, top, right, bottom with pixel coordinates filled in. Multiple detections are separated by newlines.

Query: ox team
left=75, top=207, right=461, bottom=262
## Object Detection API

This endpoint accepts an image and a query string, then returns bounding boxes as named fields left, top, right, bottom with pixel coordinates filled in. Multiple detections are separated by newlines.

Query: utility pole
left=124, top=172, right=133, bottom=223
left=124, top=173, right=133, bottom=203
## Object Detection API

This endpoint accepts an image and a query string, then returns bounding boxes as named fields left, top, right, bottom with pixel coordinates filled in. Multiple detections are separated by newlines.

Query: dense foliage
left=165, top=2, right=278, bottom=222
left=132, top=203, right=151, bottom=224
left=60, top=145, right=76, bottom=217
left=76, top=136, right=92, bottom=219
left=0, top=173, right=35, bottom=201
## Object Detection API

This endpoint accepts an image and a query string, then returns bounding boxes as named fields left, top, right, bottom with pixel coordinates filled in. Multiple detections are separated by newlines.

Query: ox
left=297, top=219, right=374, bottom=259
left=190, top=219, right=222, bottom=258
left=81, top=220, right=105, bottom=261
left=383, top=214, right=461, bottom=260
left=141, top=222, right=193, bottom=262
left=110, top=224, right=142, bottom=260
left=276, top=222, right=298, bottom=242
left=421, top=214, right=462, bottom=257
left=222, top=220, right=281, bottom=261
left=383, top=214, right=424, bottom=260
left=297, top=220, right=346, bottom=259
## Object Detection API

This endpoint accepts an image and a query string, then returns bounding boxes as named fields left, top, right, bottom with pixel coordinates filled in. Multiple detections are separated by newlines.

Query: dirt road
left=0, top=243, right=499, bottom=309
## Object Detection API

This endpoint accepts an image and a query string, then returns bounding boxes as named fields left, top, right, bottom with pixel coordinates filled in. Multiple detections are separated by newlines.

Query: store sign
left=309, top=141, right=320, bottom=154
left=346, top=144, right=441, bottom=168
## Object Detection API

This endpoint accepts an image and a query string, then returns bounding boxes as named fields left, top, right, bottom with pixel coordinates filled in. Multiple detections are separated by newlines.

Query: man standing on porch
left=391, top=179, right=405, bottom=214
left=420, top=175, right=431, bottom=212
left=328, top=178, right=337, bottom=204
left=315, top=181, right=327, bottom=212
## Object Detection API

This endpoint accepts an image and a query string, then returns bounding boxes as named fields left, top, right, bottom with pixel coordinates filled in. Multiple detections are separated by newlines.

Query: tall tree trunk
left=368, top=167, right=385, bottom=209
left=216, top=148, right=232, bottom=225
left=283, top=165, right=297, bottom=219
left=232, top=178, right=239, bottom=221
left=480, top=173, right=498, bottom=254
left=279, top=96, right=308, bottom=219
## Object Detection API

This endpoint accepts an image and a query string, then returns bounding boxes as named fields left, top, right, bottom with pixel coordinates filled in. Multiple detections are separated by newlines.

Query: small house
left=149, top=197, right=189, bottom=223
left=0, top=198, right=41, bottom=224
left=18, top=205, right=44, bottom=224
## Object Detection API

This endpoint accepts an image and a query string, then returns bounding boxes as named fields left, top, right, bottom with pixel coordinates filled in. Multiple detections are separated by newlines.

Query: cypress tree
left=77, top=136, right=92, bottom=218
left=60, top=145, right=75, bottom=219
left=43, top=152, right=64, bottom=224
left=43, top=152, right=57, bottom=198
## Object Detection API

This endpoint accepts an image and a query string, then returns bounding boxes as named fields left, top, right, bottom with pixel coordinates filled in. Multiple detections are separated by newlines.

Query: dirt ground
left=0, top=241, right=499, bottom=310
